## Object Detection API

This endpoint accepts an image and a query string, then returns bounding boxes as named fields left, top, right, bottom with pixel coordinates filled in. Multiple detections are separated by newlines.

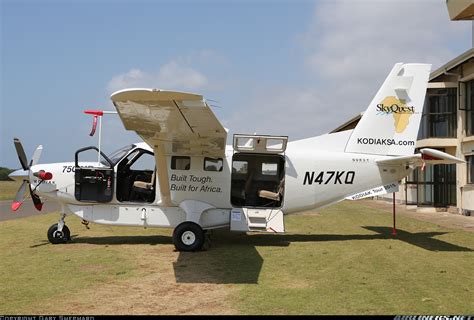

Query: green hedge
left=0, top=167, right=14, bottom=181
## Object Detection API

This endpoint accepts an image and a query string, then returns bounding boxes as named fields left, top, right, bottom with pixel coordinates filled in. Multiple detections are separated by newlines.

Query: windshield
left=101, top=144, right=135, bottom=166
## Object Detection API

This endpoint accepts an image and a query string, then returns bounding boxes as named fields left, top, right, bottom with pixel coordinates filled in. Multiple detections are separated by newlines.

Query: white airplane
left=9, top=63, right=465, bottom=251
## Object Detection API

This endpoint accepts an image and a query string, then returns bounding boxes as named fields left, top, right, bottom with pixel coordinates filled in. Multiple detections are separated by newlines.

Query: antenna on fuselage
left=84, top=110, right=118, bottom=166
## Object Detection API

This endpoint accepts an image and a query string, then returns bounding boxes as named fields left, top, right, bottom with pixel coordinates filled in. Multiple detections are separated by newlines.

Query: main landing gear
left=45, top=211, right=207, bottom=251
left=47, top=212, right=71, bottom=244
left=172, top=222, right=205, bottom=252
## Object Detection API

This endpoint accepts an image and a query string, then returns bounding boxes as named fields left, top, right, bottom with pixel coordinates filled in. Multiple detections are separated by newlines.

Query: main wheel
left=47, top=224, right=71, bottom=244
left=172, top=222, right=205, bottom=252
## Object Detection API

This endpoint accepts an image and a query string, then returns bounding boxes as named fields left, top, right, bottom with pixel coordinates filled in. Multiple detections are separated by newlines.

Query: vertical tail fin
left=345, top=63, right=431, bottom=156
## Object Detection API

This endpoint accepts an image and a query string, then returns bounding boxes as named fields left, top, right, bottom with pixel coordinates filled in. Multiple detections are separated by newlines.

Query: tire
left=172, top=222, right=205, bottom=252
left=47, top=224, right=71, bottom=244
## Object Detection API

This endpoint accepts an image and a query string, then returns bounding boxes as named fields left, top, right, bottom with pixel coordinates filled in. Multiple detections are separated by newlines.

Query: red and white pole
left=392, top=192, right=397, bottom=236
left=84, top=110, right=117, bottom=166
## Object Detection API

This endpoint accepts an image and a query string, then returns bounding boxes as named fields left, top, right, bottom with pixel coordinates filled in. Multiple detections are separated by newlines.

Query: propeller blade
left=29, top=184, right=43, bottom=211
left=11, top=180, right=28, bottom=211
left=30, top=145, right=43, bottom=166
left=13, top=138, right=29, bottom=171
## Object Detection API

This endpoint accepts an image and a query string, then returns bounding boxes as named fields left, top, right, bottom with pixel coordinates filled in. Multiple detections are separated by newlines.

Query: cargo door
left=231, top=134, right=287, bottom=208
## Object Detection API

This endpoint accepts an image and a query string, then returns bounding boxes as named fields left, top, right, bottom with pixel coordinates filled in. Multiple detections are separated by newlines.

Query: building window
left=467, top=156, right=474, bottom=184
left=406, top=149, right=456, bottom=207
left=466, top=80, right=474, bottom=136
left=414, top=164, right=456, bottom=207
left=171, top=156, right=190, bottom=170
left=418, top=88, right=457, bottom=139
left=405, top=169, right=418, bottom=206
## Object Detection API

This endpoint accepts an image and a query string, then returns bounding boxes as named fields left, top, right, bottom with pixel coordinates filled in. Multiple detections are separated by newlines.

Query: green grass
left=0, top=201, right=473, bottom=314
left=229, top=201, right=474, bottom=314
left=0, top=180, right=21, bottom=201
left=0, top=212, right=170, bottom=314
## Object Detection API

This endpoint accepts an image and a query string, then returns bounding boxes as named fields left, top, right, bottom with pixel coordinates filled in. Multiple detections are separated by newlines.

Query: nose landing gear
left=47, top=224, right=71, bottom=244
left=47, top=212, right=71, bottom=244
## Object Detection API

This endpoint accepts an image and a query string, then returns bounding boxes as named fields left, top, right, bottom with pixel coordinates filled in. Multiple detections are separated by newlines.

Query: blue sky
left=1, top=0, right=471, bottom=168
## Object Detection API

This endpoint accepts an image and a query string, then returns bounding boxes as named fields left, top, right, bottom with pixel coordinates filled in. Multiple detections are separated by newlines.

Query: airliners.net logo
left=357, top=137, right=415, bottom=146
left=394, top=316, right=473, bottom=320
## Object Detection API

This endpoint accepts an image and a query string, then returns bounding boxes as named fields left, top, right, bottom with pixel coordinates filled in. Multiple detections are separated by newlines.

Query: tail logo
left=376, top=96, right=415, bottom=133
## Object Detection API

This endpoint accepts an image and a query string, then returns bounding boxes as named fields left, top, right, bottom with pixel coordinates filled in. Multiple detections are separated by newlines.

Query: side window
left=467, top=155, right=474, bottom=184
left=118, top=150, right=139, bottom=169
left=261, top=162, right=278, bottom=175
left=130, top=152, right=155, bottom=171
left=232, top=161, right=248, bottom=174
left=171, top=156, right=191, bottom=170
left=204, top=157, right=223, bottom=172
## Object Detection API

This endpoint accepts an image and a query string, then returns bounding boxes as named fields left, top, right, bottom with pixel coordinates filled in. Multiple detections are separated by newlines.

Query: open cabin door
left=230, top=134, right=288, bottom=233
left=74, top=147, right=114, bottom=203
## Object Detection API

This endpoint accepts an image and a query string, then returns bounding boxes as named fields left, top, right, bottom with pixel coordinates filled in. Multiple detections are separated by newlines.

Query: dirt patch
left=55, top=278, right=234, bottom=315
left=29, top=244, right=237, bottom=315
left=293, top=210, right=321, bottom=216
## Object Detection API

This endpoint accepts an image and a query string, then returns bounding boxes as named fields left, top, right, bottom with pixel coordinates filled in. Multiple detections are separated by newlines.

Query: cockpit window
left=102, top=144, right=135, bottom=166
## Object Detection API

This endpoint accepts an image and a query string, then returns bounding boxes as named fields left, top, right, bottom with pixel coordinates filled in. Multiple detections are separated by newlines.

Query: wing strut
left=154, top=142, right=172, bottom=207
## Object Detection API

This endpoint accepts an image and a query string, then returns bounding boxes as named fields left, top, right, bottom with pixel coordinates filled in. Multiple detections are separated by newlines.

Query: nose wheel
left=47, top=224, right=71, bottom=244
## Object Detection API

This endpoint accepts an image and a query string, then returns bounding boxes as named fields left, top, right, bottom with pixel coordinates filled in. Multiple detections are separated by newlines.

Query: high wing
left=376, top=148, right=465, bottom=167
left=111, top=88, right=227, bottom=206
left=111, top=88, right=227, bottom=157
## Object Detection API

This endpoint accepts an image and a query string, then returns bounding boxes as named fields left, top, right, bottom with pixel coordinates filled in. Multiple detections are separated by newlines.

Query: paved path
left=359, top=199, right=474, bottom=233
left=0, top=200, right=60, bottom=221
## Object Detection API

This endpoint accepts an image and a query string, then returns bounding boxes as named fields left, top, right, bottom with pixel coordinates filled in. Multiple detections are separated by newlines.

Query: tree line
left=0, top=167, right=14, bottom=181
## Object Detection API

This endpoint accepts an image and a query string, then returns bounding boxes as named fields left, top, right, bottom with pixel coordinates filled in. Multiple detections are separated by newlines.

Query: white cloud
left=228, top=0, right=471, bottom=141
left=302, top=0, right=469, bottom=81
left=107, top=60, right=208, bottom=93
left=104, top=2, right=472, bottom=145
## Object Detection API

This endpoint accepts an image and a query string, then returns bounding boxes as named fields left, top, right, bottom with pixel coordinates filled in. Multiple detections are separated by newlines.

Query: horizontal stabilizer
left=376, top=148, right=465, bottom=167
left=345, top=182, right=399, bottom=201
left=419, top=148, right=465, bottom=164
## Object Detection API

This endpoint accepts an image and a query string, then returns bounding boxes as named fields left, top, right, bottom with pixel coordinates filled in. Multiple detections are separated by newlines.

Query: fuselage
left=10, top=129, right=411, bottom=220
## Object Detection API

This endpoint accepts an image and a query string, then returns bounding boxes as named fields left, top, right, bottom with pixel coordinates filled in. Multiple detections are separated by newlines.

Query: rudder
left=345, top=63, right=431, bottom=156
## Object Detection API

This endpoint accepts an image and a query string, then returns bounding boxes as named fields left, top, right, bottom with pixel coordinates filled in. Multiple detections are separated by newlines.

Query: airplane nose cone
left=8, top=169, right=29, bottom=182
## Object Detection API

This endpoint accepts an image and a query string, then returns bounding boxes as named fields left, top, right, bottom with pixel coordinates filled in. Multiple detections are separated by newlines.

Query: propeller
left=14, top=138, right=29, bottom=171
left=11, top=138, right=49, bottom=212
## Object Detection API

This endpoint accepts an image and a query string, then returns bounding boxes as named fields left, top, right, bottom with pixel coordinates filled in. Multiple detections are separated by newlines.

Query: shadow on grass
left=363, top=226, right=473, bottom=252
left=174, top=227, right=472, bottom=284
left=29, top=227, right=472, bottom=284
left=71, top=235, right=173, bottom=246
left=29, top=234, right=172, bottom=248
